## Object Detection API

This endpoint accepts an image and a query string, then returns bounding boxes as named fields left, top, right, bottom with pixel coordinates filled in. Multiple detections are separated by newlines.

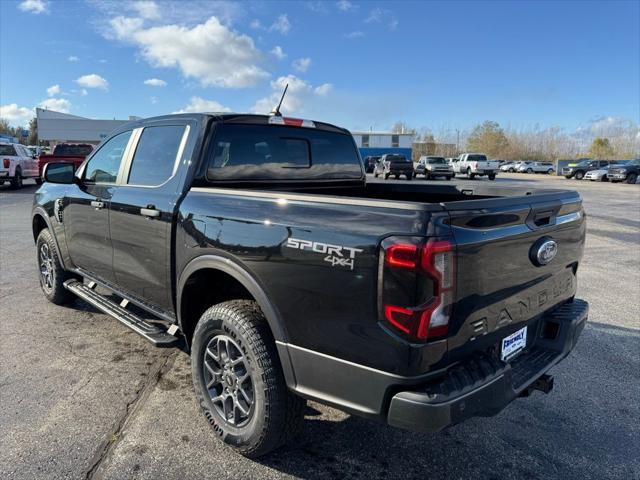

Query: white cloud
left=131, top=0, right=160, bottom=20
left=269, top=14, right=291, bottom=35
left=99, top=59, right=108, bottom=63
left=108, top=16, right=268, bottom=88
left=76, top=74, right=109, bottom=90
left=150, top=96, right=159, bottom=104
left=250, top=19, right=263, bottom=30
left=109, top=16, right=145, bottom=39
left=251, top=75, right=332, bottom=115
left=18, top=0, right=48, bottom=14
left=364, top=8, right=398, bottom=29
left=337, top=0, right=355, bottom=11
left=144, top=78, right=167, bottom=87
left=39, top=98, right=72, bottom=113
left=364, top=8, right=383, bottom=23
left=314, top=83, right=332, bottom=96
left=344, top=30, right=364, bottom=39
left=292, top=57, right=311, bottom=73
left=270, top=46, right=286, bottom=60
left=81, top=89, right=88, bottom=96
left=0, top=103, right=34, bottom=126
left=174, top=96, right=231, bottom=114
left=46, top=84, right=61, bottom=97
left=306, top=2, right=328, bottom=14
left=67, top=55, right=79, bottom=62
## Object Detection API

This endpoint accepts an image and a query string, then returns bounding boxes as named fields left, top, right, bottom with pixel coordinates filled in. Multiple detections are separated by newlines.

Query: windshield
left=54, top=144, right=93, bottom=156
left=426, top=157, right=446, bottom=164
left=575, top=160, right=592, bottom=166
left=386, top=155, right=408, bottom=162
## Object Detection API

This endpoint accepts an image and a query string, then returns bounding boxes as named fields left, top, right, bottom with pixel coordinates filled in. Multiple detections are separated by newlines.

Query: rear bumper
left=387, top=299, right=588, bottom=433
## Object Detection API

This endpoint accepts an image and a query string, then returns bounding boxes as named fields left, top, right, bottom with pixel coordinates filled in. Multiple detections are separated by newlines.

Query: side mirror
left=43, top=162, right=76, bottom=184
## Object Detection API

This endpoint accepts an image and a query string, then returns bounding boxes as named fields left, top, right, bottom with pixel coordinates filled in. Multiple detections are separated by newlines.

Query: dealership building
left=351, top=131, right=413, bottom=160
left=36, top=108, right=139, bottom=145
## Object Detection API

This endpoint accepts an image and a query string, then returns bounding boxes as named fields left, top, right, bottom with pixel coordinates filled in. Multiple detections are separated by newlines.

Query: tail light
left=3, top=158, right=10, bottom=168
left=380, top=237, right=455, bottom=341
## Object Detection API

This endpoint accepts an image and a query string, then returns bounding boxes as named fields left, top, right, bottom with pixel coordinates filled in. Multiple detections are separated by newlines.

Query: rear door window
left=0, top=145, right=17, bottom=156
left=206, top=124, right=362, bottom=181
left=127, top=125, right=186, bottom=186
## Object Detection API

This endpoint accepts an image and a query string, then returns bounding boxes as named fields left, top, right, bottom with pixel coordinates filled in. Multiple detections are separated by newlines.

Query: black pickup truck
left=33, top=113, right=588, bottom=458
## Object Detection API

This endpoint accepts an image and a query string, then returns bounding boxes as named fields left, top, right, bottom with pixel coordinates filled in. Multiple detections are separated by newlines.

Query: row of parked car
left=0, top=141, right=93, bottom=189
left=364, top=153, right=499, bottom=181
left=499, top=161, right=556, bottom=174
left=562, top=159, right=639, bottom=183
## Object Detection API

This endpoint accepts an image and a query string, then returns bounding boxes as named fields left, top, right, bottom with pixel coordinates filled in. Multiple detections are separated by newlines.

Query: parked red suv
left=37, top=143, right=94, bottom=184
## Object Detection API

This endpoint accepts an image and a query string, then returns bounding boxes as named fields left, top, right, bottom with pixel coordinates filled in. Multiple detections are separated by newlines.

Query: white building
left=351, top=131, right=413, bottom=159
left=36, top=108, right=140, bottom=145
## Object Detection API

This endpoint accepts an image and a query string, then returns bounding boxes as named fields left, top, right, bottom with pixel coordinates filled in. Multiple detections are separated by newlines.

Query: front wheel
left=35, top=178, right=43, bottom=185
left=574, top=171, right=585, bottom=180
left=373, top=172, right=378, bottom=178
left=488, top=173, right=496, bottom=180
left=384, top=172, right=390, bottom=180
left=526, top=168, right=533, bottom=174
left=191, top=300, right=305, bottom=458
left=36, top=229, right=77, bottom=305
left=627, top=172, right=638, bottom=184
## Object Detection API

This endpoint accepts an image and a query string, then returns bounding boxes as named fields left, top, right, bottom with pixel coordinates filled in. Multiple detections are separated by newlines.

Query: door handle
left=141, top=207, right=160, bottom=218
left=91, top=200, right=105, bottom=210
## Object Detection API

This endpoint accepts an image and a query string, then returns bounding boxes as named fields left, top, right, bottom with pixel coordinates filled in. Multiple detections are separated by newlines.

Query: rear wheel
left=488, top=173, right=496, bottom=180
left=508, top=168, right=515, bottom=172
left=394, top=174, right=400, bottom=180
left=526, top=168, right=533, bottom=174
left=191, top=300, right=305, bottom=458
left=574, top=170, right=585, bottom=180
left=384, top=172, right=390, bottom=180
left=601, top=175, right=608, bottom=182
left=10, top=168, right=22, bottom=189
left=467, top=168, right=475, bottom=179
left=406, top=173, right=412, bottom=180
left=547, top=169, right=554, bottom=175
left=626, top=172, right=638, bottom=184
left=35, top=178, right=43, bottom=185
left=36, top=229, right=76, bottom=305
left=373, top=172, right=378, bottom=178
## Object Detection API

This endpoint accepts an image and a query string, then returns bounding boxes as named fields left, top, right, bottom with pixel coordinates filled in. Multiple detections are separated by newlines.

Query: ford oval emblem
left=531, top=237, right=558, bottom=266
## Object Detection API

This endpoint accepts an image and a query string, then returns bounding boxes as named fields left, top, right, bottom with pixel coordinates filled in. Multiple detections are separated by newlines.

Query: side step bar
left=64, top=280, right=179, bottom=347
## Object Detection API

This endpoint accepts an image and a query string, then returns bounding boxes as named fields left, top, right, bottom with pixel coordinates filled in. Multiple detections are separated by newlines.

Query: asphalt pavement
left=1, top=174, right=638, bottom=480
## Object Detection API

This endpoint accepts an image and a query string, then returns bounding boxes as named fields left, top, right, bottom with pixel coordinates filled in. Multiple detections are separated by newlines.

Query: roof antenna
left=271, top=83, right=288, bottom=117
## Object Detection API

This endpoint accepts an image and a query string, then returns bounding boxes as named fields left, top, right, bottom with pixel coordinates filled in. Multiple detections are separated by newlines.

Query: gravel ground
left=0, top=173, right=638, bottom=480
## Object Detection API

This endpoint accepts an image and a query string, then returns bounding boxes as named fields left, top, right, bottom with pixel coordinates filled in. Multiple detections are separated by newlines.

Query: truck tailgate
left=443, top=191, right=585, bottom=363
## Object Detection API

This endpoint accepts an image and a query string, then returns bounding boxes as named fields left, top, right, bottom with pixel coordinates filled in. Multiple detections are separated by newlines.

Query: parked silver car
left=516, top=162, right=555, bottom=174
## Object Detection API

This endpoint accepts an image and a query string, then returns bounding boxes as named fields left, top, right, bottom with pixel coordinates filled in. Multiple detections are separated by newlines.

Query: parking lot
left=0, top=173, right=638, bottom=480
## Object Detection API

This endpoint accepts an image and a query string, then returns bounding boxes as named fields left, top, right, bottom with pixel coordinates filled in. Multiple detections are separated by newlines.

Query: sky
left=1, top=0, right=639, bottom=138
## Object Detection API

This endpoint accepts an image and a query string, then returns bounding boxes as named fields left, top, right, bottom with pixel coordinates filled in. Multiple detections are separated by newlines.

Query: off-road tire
left=10, top=168, right=23, bottom=189
left=36, top=229, right=76, bottom=305
left=191, top=300, right=305, bottom=458
left=626, top=172, right=637, bottom=184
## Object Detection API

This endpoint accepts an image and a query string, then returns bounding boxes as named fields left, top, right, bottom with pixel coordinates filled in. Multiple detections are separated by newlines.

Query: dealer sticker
left=501, top=326, right=527, bottom=362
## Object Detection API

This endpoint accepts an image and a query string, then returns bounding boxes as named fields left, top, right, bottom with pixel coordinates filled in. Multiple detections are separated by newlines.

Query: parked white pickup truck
left=0, top=142, right=39, bottom=189
left=452, top=153, right=500, bottom=180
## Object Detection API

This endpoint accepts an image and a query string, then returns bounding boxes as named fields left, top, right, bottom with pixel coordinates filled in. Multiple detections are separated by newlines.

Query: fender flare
left=32, top=207, right=67, bottom=270
left=177, top=255, right=297, bottom=388
left=177, top=254, right=290, bottom=343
